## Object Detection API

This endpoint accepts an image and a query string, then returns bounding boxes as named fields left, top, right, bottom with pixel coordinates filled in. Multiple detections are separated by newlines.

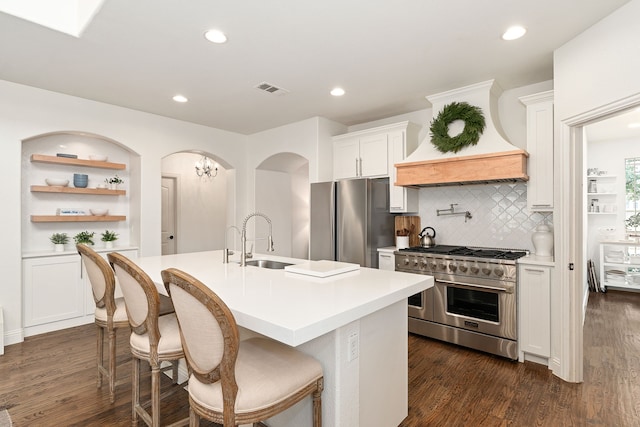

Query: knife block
left=395, top=216, right=421, bottom=248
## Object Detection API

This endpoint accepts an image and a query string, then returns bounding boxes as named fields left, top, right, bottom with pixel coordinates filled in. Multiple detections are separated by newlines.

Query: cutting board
left=395, top=216, right=421, bottom=247
left=284, top=260, right=360, bottom=278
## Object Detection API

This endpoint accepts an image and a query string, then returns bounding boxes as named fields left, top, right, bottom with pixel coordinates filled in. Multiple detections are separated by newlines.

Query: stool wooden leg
left=151, top=363, right=160, bottom=427
left=132, top=357, right=140, bottom=427
left=97, top=325, right=104, bottom=388
left=108, top=329, right=116, bottom=403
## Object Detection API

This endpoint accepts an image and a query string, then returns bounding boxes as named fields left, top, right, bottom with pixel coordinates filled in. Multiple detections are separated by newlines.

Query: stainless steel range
left=395, top=245, right=527, bottom=360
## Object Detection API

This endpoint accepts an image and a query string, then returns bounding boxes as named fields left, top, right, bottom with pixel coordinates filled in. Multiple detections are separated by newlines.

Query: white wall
left=554, top=0, right=640, bottom=121
left=0, top=79, right=247, bottom=345
left=161, top=152, right=228, bottom=253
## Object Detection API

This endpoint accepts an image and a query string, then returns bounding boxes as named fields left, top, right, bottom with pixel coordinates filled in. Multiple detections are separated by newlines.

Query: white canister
left=396, top=235, right=409, bottom=250
left=532, top=224, right=554, bottom=256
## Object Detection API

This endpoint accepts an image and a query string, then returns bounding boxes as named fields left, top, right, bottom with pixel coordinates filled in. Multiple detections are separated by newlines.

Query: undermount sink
left=244, top=259, right=293, bottom=269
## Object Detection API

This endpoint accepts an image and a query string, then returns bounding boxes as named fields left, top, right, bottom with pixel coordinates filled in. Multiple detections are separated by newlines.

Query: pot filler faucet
left=240, top=212, right=275, bottom=266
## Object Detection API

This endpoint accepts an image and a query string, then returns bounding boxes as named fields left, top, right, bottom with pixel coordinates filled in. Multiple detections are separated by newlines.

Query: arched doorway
left=161, top=151, right=232, bottom=254
left=255, top=153, right=310, bottom=259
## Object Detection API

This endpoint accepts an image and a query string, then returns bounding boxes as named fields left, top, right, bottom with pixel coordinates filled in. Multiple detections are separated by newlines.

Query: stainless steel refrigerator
left=310, top=178, right=395, bottom=268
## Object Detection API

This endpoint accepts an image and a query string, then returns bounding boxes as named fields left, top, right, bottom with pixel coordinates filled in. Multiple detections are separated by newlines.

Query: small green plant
left=101, top=230, right=119, bottom=242
left=626, top=213, right=640, bottom=230
left=74, top=231, right=95, bottom=245
left=105, top=175, right=124, bottom=185
left=49, top=232, right=69, bottom=245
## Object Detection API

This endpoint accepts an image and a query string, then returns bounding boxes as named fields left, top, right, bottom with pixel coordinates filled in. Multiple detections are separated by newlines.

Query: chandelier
left=195, top=155, right=218, bottom=178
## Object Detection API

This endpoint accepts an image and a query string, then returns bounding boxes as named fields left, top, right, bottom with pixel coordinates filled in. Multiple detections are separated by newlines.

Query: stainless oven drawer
left=433, top=281, right=517, bottom=340
left=408, top=286, right=434, bottom=321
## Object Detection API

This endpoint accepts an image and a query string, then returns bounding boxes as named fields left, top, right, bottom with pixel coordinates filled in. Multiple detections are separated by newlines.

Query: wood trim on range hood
left=395, top=149, right=529, bottom=187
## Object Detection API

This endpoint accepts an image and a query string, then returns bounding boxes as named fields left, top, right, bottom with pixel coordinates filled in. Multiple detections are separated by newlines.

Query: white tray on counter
left=284, top=260, right=360, bottom=278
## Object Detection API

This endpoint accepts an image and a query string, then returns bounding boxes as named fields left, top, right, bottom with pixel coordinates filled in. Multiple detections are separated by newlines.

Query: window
left=625, top=157, right=640, bottom=235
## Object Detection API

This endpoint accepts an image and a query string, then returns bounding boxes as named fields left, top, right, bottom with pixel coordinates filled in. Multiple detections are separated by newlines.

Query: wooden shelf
left=31, top=215, right=126, bottom=223
left=31, top=185, right=125, bottom=196
left=31, top=154, right=126, bottom=170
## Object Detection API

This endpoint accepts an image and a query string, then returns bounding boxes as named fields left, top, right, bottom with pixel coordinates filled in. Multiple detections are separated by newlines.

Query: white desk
left=128, top=250, right=433, bottom=427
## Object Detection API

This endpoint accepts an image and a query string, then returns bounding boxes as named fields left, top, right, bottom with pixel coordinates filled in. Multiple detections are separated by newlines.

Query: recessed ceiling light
left=502, top=26, right=526, bottom=41
left=204, top=29, right=227, bottom=44
left=172, top=95, right=188, bottom=103
left=331, top=87, right=345, bottom=97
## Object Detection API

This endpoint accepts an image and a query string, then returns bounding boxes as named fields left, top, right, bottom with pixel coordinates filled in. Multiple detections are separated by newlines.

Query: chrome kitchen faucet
left=240, top=212, right=274, bottom=266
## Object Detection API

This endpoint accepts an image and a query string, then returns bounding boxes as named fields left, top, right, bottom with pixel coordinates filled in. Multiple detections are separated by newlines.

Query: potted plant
left=625, top=213, right=640, bottom=240
left=50, top=232, right=69, bottom=252
left=74, top=231, right=95, bottom=246
left=105, top=175, right=124, bottom=190
left=101, top=230, right=118, bottom=249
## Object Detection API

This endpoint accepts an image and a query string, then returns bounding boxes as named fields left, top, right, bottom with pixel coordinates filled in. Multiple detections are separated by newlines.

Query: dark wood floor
left=1, top=291, right=639, bottom=426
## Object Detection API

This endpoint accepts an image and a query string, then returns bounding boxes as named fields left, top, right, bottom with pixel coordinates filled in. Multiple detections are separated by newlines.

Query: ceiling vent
left=255, top=82, right=289, bottom=96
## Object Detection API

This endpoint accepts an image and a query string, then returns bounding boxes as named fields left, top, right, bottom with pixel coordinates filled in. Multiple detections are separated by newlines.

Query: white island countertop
left=128, top=250, right=432, bottom=347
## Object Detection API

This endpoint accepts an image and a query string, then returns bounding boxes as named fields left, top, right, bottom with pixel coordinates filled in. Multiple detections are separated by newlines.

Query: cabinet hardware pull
left=524, top=268, right=544, bottom=273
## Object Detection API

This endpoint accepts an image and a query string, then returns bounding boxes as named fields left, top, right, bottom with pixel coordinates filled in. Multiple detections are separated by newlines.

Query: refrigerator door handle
left=330, top=182, right=336, bottom=259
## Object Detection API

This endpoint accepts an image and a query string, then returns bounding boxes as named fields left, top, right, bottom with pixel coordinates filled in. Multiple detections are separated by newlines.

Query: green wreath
left=430, top=102, right=486, bottom=153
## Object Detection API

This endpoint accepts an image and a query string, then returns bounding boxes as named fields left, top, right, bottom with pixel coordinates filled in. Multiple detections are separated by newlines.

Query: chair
left=77, top=243, right=130, bottom=403
left=161, top=267, right=324, bottom=427
left=107, top=252, right=188, bottom=427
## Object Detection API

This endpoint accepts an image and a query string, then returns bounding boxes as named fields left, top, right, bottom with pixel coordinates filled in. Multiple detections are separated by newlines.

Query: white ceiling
left=0, top=0, right=631, bottom=135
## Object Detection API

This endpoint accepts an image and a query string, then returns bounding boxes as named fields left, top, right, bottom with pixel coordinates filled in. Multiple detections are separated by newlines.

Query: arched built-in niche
left=21, top=131, right=140, bottom=253
left=161, top=151, right=233, bottom=254
left=255, top=153, right=310, bottom=259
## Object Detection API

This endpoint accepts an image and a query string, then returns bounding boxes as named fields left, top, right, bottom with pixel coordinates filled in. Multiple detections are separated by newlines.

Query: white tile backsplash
left=417, top=183, right=552, bottom=252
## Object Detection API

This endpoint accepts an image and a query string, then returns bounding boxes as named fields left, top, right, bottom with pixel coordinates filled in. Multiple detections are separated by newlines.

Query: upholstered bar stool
left=161, top=267, right=324, bottom=427
left=108, top=252, right=188, bottom=427
left=77, top=243, right=129, bottom=403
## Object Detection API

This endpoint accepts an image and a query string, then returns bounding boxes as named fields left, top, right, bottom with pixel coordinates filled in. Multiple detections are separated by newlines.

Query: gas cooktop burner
left=398, top=245, right=527, bottom=260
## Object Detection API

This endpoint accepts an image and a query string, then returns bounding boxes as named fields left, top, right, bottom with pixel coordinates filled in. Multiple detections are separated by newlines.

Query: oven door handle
left=439, top=279, right=514, bottom=294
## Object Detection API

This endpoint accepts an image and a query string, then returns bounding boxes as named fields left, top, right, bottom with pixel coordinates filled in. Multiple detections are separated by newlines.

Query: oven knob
left=481, top=265, right=492, bottom=275
left=420, top=259, right=428, bottom=268
left=403, top=257, right=410, bottom=266
left=437, top=262, right=446, bottom=271
left=470, top=265, right=479, bottom=274
left=430, top=262, right=438, bottom=270
left=448, top=262, right=458, bottom=272
left=413, top=259, right=419, bottom=267
left=493, top=266, right=505, bottom=277
left=458, top=263, right=468, bottom=273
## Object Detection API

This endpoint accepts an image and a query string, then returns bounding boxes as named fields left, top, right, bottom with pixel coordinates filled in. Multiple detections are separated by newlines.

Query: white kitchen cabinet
left=333, top=133, right=388, bottom=180
left=599, top=241, right=640, bottom=291
left=377, top=247, right=396, bottom=271
left=333, top=121, right=420, bottom=212
left=520, top=91, right=554, bottom=212
left=23, top=254, right=85, bottom=330
left=388, top=124, right=420, bottom=213
left=518, top=263, right=552, bottom=364
left=23, top=247, right=138, bottom=336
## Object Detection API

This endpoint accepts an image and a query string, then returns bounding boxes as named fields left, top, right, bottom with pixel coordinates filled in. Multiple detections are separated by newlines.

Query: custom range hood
left=395, top=80, right=528, bottom=187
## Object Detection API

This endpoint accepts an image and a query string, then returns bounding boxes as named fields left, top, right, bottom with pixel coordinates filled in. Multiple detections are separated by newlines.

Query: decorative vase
left=109, top=183, right=117, bottom=190
left=54, top=243, right=65, bottom=252
left=73, top=173, right=88, bottom=188
left=104, top=241, right=113, bottom=249
left=532, top=223, right=554, bottom=257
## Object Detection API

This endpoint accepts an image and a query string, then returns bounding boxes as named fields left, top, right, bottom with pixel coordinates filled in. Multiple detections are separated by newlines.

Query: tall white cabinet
left=520, top=91, right=554, bottom=212
left=518, top=257, right=554, bottom=366
left=333, top=121, right=420, bottom=213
